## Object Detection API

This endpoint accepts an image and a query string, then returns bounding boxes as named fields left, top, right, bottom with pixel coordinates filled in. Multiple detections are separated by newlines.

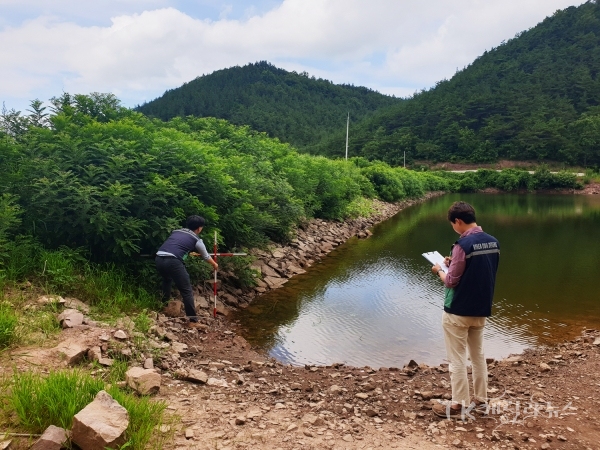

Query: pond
left=234, top=194, right=600, bottom=368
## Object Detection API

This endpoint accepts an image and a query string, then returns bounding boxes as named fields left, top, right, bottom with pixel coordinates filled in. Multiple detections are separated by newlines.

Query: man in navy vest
left=155, top=215, right=218, bottom=328
left=430, top=201, right=500, bottom=419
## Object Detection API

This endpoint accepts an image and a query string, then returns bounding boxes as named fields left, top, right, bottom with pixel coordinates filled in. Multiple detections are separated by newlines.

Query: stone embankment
left=190, top=193, right=443, bottom=314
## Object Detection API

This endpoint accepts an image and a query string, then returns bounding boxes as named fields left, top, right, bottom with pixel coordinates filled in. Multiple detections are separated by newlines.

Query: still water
left=234, top=194, right=600, bottom=368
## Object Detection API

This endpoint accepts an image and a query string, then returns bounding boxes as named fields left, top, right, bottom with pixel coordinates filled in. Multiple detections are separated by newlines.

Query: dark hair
left=447, top=201, right=477, bottom=224
left=186, top=215, right=206, bottom=231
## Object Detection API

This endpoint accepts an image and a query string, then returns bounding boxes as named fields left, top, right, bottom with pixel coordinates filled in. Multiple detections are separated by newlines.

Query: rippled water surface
left=234, top=194, right=600, bottom=367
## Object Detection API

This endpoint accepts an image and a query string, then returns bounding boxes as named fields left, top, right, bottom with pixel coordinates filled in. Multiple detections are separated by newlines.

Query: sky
left=0, top=0, right=587, bottom=113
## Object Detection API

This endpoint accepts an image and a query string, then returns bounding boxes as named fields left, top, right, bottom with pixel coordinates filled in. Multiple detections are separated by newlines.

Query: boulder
left=194, top=294, right=209, bottom=309
left=214, top=300, right=229, bottom=316
left=221, top=293, right=239, bottom=306
left=125, top=367, right=161, bottom=395
left=207, top=378, right=228, bottom=387
left=37, top=295, right=65, bottom=306
left=264, top=276, right=287, bottom=289
left=116, top=317, right=135, bottom=332
left=232, top=335, right=249, bottom=349
left=87, top=346, right=102, bottom=362
left=113, top=330, right=128, bottom=340
left=55, top=339, right=88, bottom=366
left=63, top=297, right=90, bottom=313
left=171, top=342, right=188, bottom=354
left=57, top=309, right=84, bottom=329
left=71, top=390, right=129, bottom=450
left=260, top=265, right=281, bottom=278
left=162, top=300, right=185, bottom=317
left=186, top=369, right=209, bottom=384
left=302, top=413, right=325, bottom=426
left=31, top=425, right=67, bottom=450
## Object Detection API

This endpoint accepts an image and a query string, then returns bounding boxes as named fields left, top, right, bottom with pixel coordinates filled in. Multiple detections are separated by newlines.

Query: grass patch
left=79, top=264, right=157, bottom=315
left=0, top=304, right=17, bottom=348
left=107, top=386, right=170, bottom=450
left=3, top=369, right=104, bottom=432
left=105, top=359, right=129, bottom=385
left=133, top=309, right=152, bottom=334
left=1, top=369, right=168, bottom=450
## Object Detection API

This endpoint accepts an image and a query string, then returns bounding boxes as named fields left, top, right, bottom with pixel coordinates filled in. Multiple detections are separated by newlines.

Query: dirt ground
left=158, top=317, right=600, bottom=450
left=5, top=314, right=598, bottom=450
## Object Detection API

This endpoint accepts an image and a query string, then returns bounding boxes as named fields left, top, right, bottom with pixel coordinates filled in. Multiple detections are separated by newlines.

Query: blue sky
left=0, top=0, right=585, bottom=113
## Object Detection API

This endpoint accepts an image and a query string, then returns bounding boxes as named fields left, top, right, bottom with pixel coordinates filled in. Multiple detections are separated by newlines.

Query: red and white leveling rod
left=212, top=231, right=247, bottom=318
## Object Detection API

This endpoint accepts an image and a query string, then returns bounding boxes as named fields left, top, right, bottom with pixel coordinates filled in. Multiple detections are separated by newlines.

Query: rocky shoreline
left=189, top=192, right=444, bottom=315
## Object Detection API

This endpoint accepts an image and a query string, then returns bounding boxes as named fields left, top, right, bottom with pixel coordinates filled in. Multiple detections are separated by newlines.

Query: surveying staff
left=430, top=201, right=500, bottom=419
left=155, top=215, right=218, bottom=328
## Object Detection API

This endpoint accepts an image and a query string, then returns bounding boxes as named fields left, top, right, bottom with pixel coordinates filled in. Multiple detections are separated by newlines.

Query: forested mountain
left=316, top=0, right=600, bottom=167
left=137, top=61, right=400, bottom=150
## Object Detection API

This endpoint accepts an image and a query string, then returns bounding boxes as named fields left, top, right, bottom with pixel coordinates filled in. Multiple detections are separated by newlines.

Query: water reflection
left=234, top=194, right=600, bottom=367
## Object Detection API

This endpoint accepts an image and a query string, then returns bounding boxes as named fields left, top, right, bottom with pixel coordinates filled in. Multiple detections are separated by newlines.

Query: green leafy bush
left=361, top=163, right=406, bottom=202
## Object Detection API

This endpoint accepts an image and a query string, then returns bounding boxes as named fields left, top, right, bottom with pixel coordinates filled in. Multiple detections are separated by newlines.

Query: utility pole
left=345, top=112, right=349, bottom=161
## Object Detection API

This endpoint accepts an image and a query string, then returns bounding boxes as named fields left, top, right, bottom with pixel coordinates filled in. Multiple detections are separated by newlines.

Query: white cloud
left=0, top=0, right=586, bottom=110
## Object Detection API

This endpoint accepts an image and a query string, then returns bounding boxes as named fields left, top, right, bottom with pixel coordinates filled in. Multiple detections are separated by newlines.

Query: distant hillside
left=137, top=61, right=400, bottom=150
left=317, top=0, right=600, bottom=167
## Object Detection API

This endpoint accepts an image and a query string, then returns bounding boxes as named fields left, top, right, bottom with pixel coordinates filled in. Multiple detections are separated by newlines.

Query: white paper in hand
left=422, top=251, right=449, bottom=273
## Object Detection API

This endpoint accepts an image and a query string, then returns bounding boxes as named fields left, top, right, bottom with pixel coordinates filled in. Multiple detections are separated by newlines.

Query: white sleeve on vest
left=195, top=239, right=211, bottom=260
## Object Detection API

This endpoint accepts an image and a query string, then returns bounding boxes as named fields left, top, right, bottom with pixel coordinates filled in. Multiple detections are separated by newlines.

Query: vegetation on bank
left=136, top=61, right=400, bottom=151
left=0, top=93, right=583, bottom=307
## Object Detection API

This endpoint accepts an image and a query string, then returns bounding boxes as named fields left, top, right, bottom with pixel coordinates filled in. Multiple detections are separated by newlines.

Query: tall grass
left=0, top=243, right=158, bottom=315
left=0, top=304, right=17, bottom=348
left=79, top=263, right=157, bottom=314
left=107, top=386, right=169, bottom=450
left=4, top=369, right=104, bottom=431
left=1, top=369, right=168, bottom=450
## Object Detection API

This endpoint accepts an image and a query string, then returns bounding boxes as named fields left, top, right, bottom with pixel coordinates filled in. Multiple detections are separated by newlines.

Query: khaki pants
left=442, top=312, right=488, bottom=405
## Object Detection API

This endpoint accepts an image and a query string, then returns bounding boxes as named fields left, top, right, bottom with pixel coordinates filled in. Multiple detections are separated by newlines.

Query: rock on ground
left=126, top=366, right=161, bottom=395
left=30, top=425, right=67, bottom=450
left=71, top=390, right=129, bottom=450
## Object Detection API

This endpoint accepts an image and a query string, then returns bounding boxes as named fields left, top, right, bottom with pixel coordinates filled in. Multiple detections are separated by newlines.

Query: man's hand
left=444, top=256, right=452, bottom=267
left=210, top=259, right=219, bottom=270
left=432, top=264, right=442, bottom=275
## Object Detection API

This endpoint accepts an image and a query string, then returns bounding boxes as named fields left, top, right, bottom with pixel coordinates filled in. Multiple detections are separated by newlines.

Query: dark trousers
left=155, top=256, right=197, bottom=320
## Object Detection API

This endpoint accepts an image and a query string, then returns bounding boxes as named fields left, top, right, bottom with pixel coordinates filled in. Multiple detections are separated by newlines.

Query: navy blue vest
left=444, top=231, right=500, bottom=317
left=157, top=229, right=199, bottom=261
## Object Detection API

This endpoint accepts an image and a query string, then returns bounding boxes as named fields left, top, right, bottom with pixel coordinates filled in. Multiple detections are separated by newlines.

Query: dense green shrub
left=361, top=163, right=406, bottom=202
left=0, top=194, right=21, bottom=262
